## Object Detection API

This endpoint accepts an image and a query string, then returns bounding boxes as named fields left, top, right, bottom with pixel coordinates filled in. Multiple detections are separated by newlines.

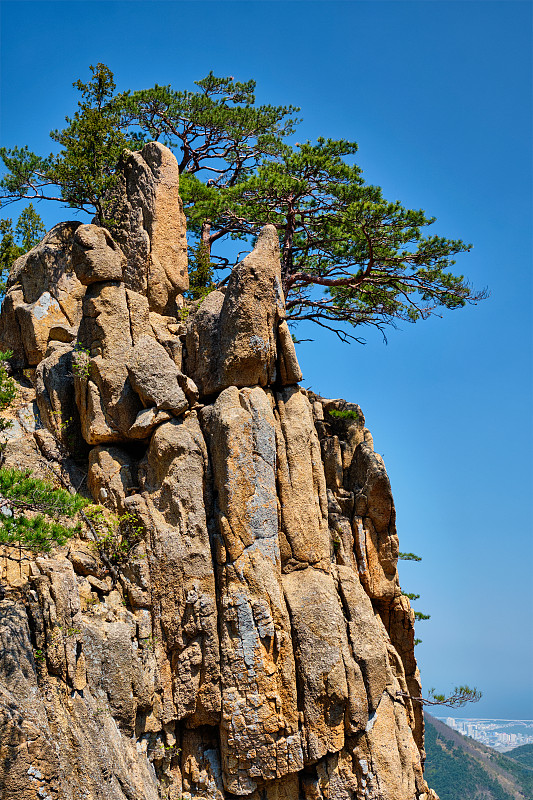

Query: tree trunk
left=201, top=219, right=212, bottom=256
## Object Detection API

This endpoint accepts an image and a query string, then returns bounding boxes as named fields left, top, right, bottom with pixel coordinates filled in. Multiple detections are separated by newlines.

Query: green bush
left=0, top=468, right=87, bottom=552
left=327, top=408, right=360, bottom=421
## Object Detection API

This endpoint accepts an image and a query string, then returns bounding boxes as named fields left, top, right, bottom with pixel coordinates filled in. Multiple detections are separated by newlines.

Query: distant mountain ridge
left=424, top=713, right=533, bottom=800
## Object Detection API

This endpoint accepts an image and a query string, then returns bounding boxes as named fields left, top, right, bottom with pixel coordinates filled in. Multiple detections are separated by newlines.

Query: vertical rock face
left=105, top=141, right=189, bottom=314
left=0, top=147, right=439, bottom=800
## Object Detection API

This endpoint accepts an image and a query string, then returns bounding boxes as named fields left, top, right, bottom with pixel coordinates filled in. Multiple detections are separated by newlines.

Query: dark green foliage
left=424, top=719, right=512, bottom=800
left=506, top=742, right=533, bottom=769
left=193, top=137, right=486, bottom=340
left=14, top=204, right=46, bottom=251
left=0, top=347, right=86, bottom=555
left=0, top=65, right=486, bottom=340
left=0, top=220, right=20, bottom=295
left=186, top=240, right=216, bottom=300
left=50, top=64, right=136, bottom=223
left=424, top=716, right=533, bottom=800
left=0, top=468, right=86, bottom=515
left=0, top=349, right=17, bottom=438
left=414, top=611, right=431, bottom=621
left=0, top=511, right=78, bottom=553
left=0, top=205, right=45, bottom=293
left=402, top=591, right=420, bottom=600
left=120, top=71, right=299, bottom=185
left=0, top=468, right=87, bottom=552
left=327, top=408, right=360, bottom=420
left=84, top=506, right=143, bottom=565
left=0, top=65, right=136, bottom=223
left=491, top=748, right=533, bottom=794
left=0, top=352, right=17, bottom=410
left=399, top=551, right=422, bottom=561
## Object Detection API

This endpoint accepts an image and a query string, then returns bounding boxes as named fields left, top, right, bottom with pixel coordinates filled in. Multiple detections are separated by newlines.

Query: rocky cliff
left=0, top=143, right=439, bottom=800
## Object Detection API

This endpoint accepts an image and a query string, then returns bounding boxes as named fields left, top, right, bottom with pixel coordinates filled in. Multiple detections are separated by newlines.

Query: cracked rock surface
left=0, top=144, right=439, bottom=800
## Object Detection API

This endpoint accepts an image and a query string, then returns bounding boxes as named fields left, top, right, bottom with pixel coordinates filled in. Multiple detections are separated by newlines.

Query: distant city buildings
left=438, top=718, right=533, bottom=752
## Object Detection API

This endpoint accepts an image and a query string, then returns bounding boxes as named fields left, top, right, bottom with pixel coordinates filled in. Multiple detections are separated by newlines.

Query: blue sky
left=1, top=1, right=531, bottom=719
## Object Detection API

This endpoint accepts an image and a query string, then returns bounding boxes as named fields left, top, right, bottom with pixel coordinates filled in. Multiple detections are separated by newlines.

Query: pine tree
left=0, top=204, right=45, bottom=293
left=0, top=350, right=86, bottom=554
left=0, top=65, right=135, bottom=224
left=0, top=66, right=487, bottom=341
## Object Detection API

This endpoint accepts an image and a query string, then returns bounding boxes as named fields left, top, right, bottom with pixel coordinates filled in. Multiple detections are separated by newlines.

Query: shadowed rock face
left=0, top=147, right=439, bottom=800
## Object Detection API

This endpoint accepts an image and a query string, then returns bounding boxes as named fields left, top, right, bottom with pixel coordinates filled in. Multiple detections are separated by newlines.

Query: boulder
left=184, top=289, right=225, bottom=396
left=282, top=566, right=366, bottom=760
left=277, top=319, right=303, bottom=384
left=127, top=335, right=188, bottom=416
left=149, top=311, right=183, bottom=367
left=274, top=386, right=330, bottom=570
left=72, top=223, right=125, bottom=284
left=127, top=406, right=172, bottom=440
left=0, top=222, right=86, bottom=366
left=15, top=291, right=69, bottom=365
left=348, top=442, right=399, bottom=600
left=88, top=445, right=137, bottom=510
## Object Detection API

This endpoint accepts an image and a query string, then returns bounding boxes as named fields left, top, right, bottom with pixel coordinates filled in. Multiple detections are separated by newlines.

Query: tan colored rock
left=277, top=319, right=303, bottom=384
left=76, top=281, right=142, bottom=442
left=355, top=687, right=425, bottom=799
left=273, top=386, right=330, bottom=571
left=76, top=376, right=123, bottom=444
left=137, top=414, right=221, bottom=726
left=68, top=542, right=104, bottom=578
left=282, top=566, right=366, bottom=761
left=0, top=221, right=86, bottom=366
left=49, top=321, right=77, bottom=343
left=0, top=286, right=25, bottom=366
left=186, top=226, right=303, bottom=396
left=105, top=142, right=188, bottom=313
left=149, top=310, right=183, bottom=366
left=35, top=341, right=83, bottom=449
left=184, top=289, right=225, bottom=395
left=15, top=290, right=70, bottom=365
left=217, top=225, right=284, bottom=389
left=127, top=406, right=172, bottom=439
left=0, top=145, right=439, bottom=800
left=379, top=592, right=425, bottom=755
left=348, top=442, right=399, bottom=600
left=126, top=288, right=152, bottom=344
left=88, top=445, right=137, bottom=509
left=310, top=394, right=366, bottom=473
left=72, top=223, right=125, bottom=284
left=201, top=387, right=303, bottom=793
left=181, top=728, right=225, bottom=799
left=127, top=334, right=188, bottom=415
left=334, top=564, right=389, bottom=713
